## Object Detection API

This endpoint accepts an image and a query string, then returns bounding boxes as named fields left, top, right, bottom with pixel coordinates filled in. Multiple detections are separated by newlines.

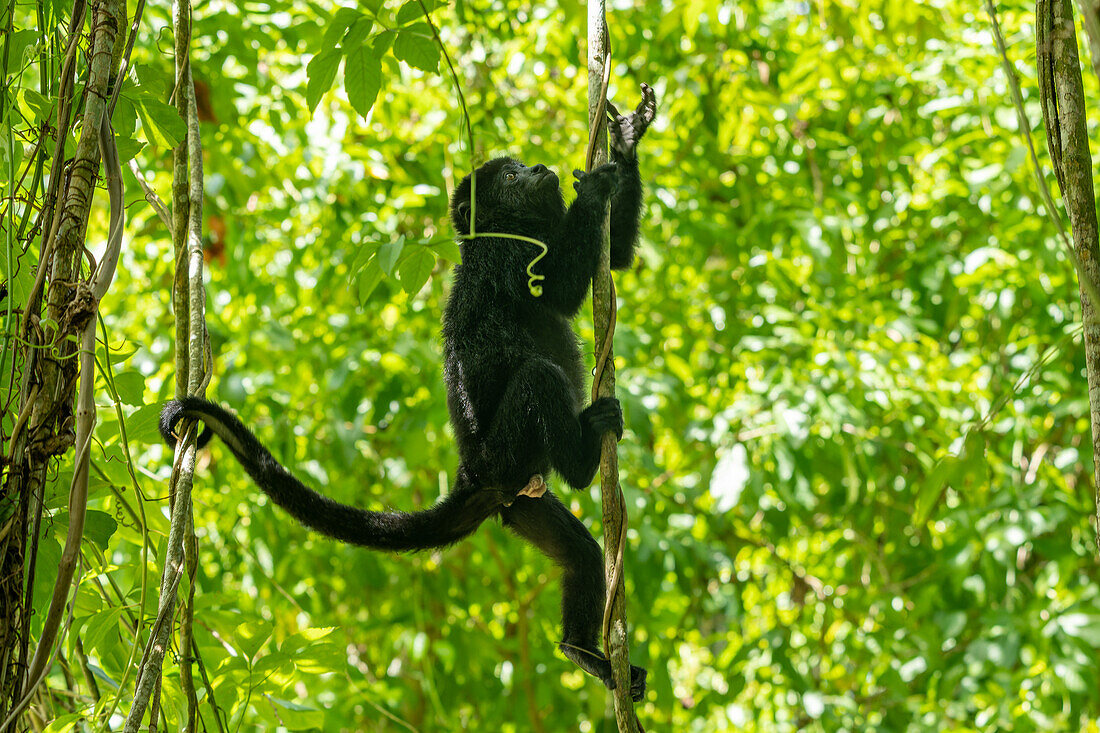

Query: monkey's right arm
left=607, top=82, right=657, bottom=269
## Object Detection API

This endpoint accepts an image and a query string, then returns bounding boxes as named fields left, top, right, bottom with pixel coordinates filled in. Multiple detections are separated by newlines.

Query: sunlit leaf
left=344, top=45, right=382, bottom=118
left=397, top=247, right=434, bottom=295
left=306, top=48, right=342, bottom=110
left=393, top=24, right=439, bottom=73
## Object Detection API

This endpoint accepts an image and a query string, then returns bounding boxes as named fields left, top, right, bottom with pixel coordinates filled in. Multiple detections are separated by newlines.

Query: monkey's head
left=451, top=157, right=565, bottom=237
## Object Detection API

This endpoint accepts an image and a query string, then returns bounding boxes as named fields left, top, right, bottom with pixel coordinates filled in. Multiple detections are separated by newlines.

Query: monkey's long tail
left=160, top=397, right=500, bottom=552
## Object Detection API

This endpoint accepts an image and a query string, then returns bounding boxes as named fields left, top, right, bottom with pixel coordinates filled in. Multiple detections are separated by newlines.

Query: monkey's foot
left=518, top=474, right=546, bottom=499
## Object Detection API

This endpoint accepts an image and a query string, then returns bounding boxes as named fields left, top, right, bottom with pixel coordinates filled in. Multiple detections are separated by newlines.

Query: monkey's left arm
left=607, top=83, right=657, bottom=269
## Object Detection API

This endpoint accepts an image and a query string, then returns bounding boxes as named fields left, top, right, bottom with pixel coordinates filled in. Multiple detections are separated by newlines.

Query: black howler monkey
left=161, top=83, right=657, bottom=700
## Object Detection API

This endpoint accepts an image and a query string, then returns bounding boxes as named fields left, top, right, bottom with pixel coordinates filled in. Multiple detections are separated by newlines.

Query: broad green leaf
left=134, top=98, right=185, bottom=148
left=393, top=25, right=438, bottom=72
left=306, top=48, right=342, bottom=111
left=32, top=536, right=62, bottom=615
left=112, top=370, right=146, bottom=407
left=377, top=235, right=405, bottom=275
left=113, top=135, right=145, bottom=163
left=343, top=17, right=375, bottom=49
left=371, top=31, right=395, bottom=58
left=4, top=31, right=39, bottom=76
left=84, top=510, right=118, bottom=550
left=104, top=342, right=138, bottom=365
left=348, top=241, right=377, bottom=274
left=0, top=137, right=23, bottom=173
left=355, top=257, right=384, bottom=303
left=344, top=45, right=382, bottom=118
left=235, top=622, right=272, bottom=661
left=322, top=6, right=364, bottom=48
left=0, top=243, right=36, bottom=308
left=397, top=248, right=434, bottom=295
left=121, top=403, right=165, bottom=445
left=81, top=607, right=126, bottom=656
left=17, top=88, right=53, bottom=124
left=43, top=714, right=83, bottom=733
left=397, top=0, right=428, bottom=24
left=427, top=236, right=461, bottom=264
left=298, top=627, right=336, bottom=641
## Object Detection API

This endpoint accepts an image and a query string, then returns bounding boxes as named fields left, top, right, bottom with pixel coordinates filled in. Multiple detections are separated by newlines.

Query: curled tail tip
left=159, top=398, right=215, bottom=449
left=159, top=400, right=185, bottom=447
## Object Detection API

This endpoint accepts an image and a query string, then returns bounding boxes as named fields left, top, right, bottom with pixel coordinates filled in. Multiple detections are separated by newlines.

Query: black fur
left=161, top=86, right=656, bottom=700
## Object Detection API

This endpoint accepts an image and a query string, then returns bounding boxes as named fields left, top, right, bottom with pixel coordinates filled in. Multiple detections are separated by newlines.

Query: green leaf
left=81, top=607, right=126, bottom=656
left=913, top=455, right=959, bottom=527
left=134, top=98, right=185, bottom=149
left=427, top=236, right=461, bottom=264
left=32, top=536, right=62, bottom=614
left=43, top=714, right=83, bottom=733
left=306, top=48, right=342, bottom=111
left=397, top=0, right=425, bottom=24
left=398, top=248, right=434, bottom=295
left=348, top=241, right=377, bottom=274
left=343, top=17, right=375, bottom=49
left=84, top=510, right=118, bottom=550
left=103, top=341, right=138, bottom=365
left=298, top=627, right=336, bottom=641
left=371, top=31, right=395, bottom=58
left=235, top=622, right=272, bottom=661
left=112, top=370, right=146, bottom=407
left=4, top=31, right=39, bottom=77
left=962, top=431, right=988, bottom=481
left=17, top=88, right=53, bottom=124
left=114, top=135, right=145, bottom=163
left=266, top=698, right=324, bottom=729
left=0, top=240, right=37, bottom=308
left=355, top=257, right=385, bottom=303
left=377, top=235, right=405, bottom=275
left=344, top=45, right=382, bottom=118
left=393, top=25, right=439, bottom=72
left=121, top=403, right=165, bottom=445
left=0, top=139, right=23, bottom=175
left=322, top=6, right=364, bottom=48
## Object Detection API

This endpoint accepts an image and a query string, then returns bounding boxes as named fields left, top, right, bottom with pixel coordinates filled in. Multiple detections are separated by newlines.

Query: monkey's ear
left=453, top=200, right=472, bottom=233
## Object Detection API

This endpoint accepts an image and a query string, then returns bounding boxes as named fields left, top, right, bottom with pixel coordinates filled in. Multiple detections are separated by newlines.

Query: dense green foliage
left=6, top=0, right=1100, bottom=730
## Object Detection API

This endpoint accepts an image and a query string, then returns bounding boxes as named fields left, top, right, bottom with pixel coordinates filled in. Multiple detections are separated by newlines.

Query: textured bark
left=124, top=0, right=206, bottom=726
left=0, top=0, right=122, bottom=720
left=1037, top=0, right=1100, bottom=553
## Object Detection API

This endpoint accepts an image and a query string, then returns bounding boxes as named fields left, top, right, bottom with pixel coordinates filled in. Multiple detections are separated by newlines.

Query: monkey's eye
left=504, top=172, right=517, bottom=181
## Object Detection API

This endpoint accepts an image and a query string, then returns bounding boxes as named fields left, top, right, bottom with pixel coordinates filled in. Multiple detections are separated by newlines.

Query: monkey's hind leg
left=500, top=491, right=646, bottom=700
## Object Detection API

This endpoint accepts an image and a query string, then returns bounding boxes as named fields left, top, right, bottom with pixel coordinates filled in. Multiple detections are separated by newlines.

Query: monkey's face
left=502, top=162, right=558, bottom=193
left=451, top=157, right=565, bottom=236
left=497, top=161, right=564, bottom=220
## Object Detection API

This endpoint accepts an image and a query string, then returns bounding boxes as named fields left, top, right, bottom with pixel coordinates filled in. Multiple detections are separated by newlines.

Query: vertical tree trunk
left=125, top=0, right=206, bottom=727
left=1037, top=0, right=1100, bottom=552
left=0, top=0, right=123, bottom=717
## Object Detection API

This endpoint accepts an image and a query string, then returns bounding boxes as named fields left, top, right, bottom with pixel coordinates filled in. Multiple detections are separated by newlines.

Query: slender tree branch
left=125, top=0, right=207, bottom=726
left=587, top=3, right=642, bottom=731
left=1035, top=0, right=1100, bottom=555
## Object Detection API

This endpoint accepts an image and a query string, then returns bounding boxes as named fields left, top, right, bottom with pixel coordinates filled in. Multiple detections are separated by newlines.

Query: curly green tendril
left=525, top=240, right=548, bottom=297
